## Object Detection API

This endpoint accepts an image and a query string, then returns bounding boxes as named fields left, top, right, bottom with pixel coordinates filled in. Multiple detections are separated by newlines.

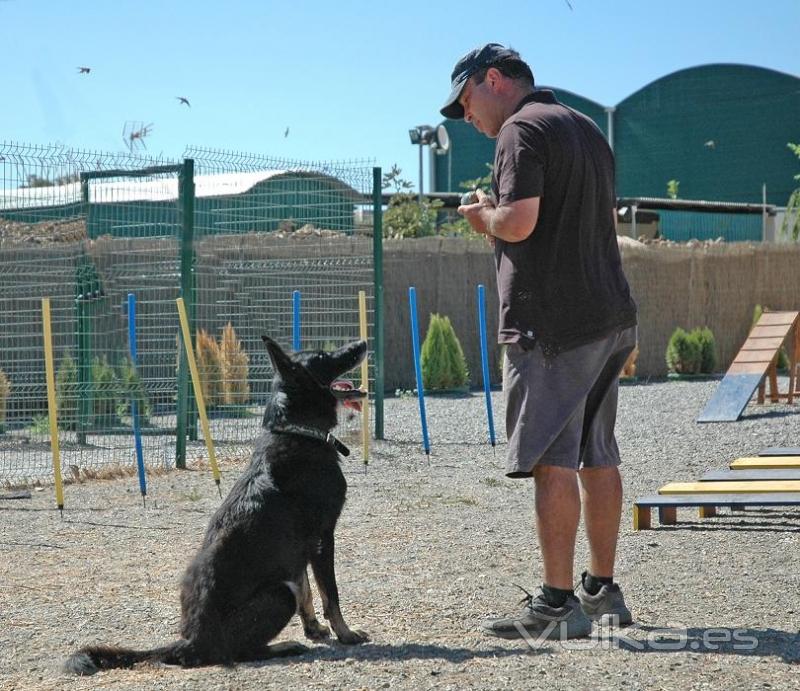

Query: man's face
left=458, top=72, right=502, bottom=138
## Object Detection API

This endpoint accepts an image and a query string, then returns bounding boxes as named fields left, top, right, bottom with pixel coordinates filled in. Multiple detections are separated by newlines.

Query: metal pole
left=418, top=143, right=423, bottom=204
left=372, top=167, right=385, bottom=439
left=175, top=158, right=195, bottom=468
left=762, top=183, right=767, bottom=242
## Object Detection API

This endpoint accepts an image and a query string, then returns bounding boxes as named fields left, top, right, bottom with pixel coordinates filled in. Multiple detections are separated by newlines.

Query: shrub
left=92, top=355, right=121, bottom=427
left=0, top=368, right=10, bottom=433
left=693, top=327, right=717, bottom=374
left=219, top=322, right=250, bottom=405
left=666, top=328, right=701, bottom=374
left=420, top=314, right=469, bottom=391
left=116, top=356, right=152, bottom=419
left=752, top=305, right=790, bottom=370
left=196, top=329, right=224, bottom=408
left=55, top=354, right=78, bottom=429
left=383, top=194, right=443, bottom=238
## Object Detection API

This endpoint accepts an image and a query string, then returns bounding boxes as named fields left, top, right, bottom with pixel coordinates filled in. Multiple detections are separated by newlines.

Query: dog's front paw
left=303, top=620, right=331, bottom=640
left=337, top=628, right=369, bottom=645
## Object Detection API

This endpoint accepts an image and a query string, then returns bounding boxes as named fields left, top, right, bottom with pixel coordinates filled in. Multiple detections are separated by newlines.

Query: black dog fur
left=63, top=336, right=369, bottom=675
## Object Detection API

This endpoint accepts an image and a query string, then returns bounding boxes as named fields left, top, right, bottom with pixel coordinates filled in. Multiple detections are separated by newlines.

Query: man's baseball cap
left=440, top=43, right=520, bottom=119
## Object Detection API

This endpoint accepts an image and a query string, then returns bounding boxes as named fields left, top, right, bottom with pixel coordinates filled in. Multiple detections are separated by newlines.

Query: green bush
left=693, top=327, right=717, bottom=374
left=666, top=327, right=717, bottom=374
left=0, top=367, right=10, bottom=434
left=116, top=356, right=151, bottom=420
left=92, top=355, right=121, bottom=427
left=420, top=314, right=469, bottom=391
left=752, top=305, right=790, bottom=370
left=383, top=194, right=443, bottom=238
left=55, top=354, right=78, bottom=430
left=666, top=328, right=701, bottom=374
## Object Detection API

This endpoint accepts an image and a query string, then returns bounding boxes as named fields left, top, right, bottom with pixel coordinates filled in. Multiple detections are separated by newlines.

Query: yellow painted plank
left=730, top=457, right=800, bottom=469
left=659, top=480, right=800, bottom=494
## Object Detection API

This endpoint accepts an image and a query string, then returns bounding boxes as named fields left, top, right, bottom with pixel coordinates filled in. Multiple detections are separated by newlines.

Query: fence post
left=372, top=167, right=384, bottom=439
left=175, top=158, right=196, bottom=468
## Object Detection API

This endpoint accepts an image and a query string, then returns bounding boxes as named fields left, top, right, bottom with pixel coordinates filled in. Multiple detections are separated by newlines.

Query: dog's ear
left=261, top=336, right=294, bottom=378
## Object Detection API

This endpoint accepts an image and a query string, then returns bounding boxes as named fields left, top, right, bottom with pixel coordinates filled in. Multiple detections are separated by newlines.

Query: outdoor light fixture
left=408, top=124, right=450, bottom=202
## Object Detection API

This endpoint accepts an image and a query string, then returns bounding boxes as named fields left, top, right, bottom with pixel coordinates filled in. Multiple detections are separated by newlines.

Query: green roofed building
left=0, top=170, right=362, bottom=238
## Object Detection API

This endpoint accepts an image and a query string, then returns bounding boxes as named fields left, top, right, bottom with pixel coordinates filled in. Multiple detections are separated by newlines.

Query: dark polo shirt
left=490, top=90, right=637, bottom=356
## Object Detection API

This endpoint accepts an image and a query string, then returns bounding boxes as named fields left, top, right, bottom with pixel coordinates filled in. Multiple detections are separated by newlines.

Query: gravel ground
left=1, top=379, right=799, bottom=690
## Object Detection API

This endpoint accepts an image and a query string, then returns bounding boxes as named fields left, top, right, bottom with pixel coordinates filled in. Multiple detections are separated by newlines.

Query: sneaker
left=480, top=586, right=592, bottom=641
left=576, top=571, right=633, bottom=625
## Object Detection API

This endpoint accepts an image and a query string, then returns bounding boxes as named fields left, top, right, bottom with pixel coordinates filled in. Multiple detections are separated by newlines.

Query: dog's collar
left=269, top=424, right=350, bottom=457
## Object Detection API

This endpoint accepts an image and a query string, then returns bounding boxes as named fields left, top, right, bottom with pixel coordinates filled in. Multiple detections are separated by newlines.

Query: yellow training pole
left=41, top=298, right=64, bottom=516
left=358, top=290, right=370, bottom=467
left=175, top=298, right=222, bottom=496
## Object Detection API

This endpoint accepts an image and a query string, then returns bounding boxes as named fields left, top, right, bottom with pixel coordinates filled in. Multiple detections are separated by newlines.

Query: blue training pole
left=408, top=287, right=431, bottom=456
left=292, top=290, right=301, bottom=350
left=127, top=293, right=147, bottom=507
left=477, top=284, right=497, bottom=447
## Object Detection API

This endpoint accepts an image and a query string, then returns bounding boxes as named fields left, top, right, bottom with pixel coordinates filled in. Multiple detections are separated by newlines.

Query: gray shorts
left=503, top=326, right=637, bottom=478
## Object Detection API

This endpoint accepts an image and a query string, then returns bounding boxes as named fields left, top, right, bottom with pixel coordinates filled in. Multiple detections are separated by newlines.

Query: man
left=441, top=43, right=638, bottom=640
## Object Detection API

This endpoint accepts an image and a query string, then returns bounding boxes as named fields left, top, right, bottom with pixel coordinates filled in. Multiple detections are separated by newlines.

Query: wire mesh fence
left=0, top=141, right=379, bottom=487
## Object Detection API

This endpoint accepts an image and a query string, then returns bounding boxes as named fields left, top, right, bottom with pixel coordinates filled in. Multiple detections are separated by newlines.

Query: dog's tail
left=63, top=639, right=194, bottom=676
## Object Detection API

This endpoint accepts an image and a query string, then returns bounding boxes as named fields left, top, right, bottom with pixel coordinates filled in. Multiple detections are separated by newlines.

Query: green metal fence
left=0, top=141, right=382, bottom=486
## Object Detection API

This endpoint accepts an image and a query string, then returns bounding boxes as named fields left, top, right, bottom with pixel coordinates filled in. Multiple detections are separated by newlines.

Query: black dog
left=64, top=336, right=369, bottom=675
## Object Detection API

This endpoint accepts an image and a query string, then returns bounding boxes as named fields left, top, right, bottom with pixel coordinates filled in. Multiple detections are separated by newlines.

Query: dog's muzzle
left=331, top=380, right=367, bottom=412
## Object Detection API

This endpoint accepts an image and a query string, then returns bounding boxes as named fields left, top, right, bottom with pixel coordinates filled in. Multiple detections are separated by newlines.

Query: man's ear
left=485, top=66, right=503, bottom=90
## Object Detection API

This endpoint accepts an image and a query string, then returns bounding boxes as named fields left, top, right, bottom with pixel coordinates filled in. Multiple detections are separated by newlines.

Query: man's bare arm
left=458, top=192, right=539, bottom=243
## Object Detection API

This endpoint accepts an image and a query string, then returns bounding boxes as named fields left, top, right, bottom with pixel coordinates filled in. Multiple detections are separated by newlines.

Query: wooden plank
left=759, top=447, right=800, bottom=456
left=633, top=505, right=651, bottom=531
left=726, top=362, right=766, bottom=375
left=635, top=492, right=800, bottom=507
left=702, top=468, right=800, bottom=481
left=660, top=480, right=800, bottom=494
left=739, top=337, right=789, bottom=351
left=748, top=325, right=796, bottom=339
left=756, top=311, right=799, bottom=327
left=659, top=506, right=677, bottom=524
left=698, top=312, right=797, bottom=423
left=633, top=492, right=800, bottom=528
left=696, top=373, right=763, bottom=422
left=731, top=457, right=800, bottom=469
left=0, top=490, right=32, bottom=500
left=733, top=352, right=778, bottom=364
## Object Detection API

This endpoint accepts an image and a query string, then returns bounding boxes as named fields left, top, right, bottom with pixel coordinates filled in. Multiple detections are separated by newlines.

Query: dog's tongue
left=331, top=380, right=362, bottom=412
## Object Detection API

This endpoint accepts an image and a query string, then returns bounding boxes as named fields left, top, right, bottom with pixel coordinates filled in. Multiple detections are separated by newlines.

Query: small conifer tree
left=666, top=328, right=701, bottom=374
left=420, top=314, right=469, bottom=391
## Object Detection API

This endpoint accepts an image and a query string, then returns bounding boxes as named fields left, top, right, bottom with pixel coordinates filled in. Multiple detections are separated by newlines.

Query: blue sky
left=1, top=0, right=797, bottom=192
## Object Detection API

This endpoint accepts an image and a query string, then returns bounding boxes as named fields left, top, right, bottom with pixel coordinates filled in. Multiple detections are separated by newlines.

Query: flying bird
left=176, top=96, right=191, bottom=107
left=564, top=0, right=573, bottom=9
left=284, top=126, right=290, bottom=138
left=77, top=66, right=91, bottom=74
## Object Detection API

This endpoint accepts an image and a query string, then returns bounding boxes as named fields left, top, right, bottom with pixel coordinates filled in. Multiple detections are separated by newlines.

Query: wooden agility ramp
left=633, top=453, right=800, bottom=529
left=697, top=310, right=800, bottom=422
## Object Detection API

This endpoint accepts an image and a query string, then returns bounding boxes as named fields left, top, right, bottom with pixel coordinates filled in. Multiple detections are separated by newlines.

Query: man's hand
left=458, top=189, right=496, bottom=246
